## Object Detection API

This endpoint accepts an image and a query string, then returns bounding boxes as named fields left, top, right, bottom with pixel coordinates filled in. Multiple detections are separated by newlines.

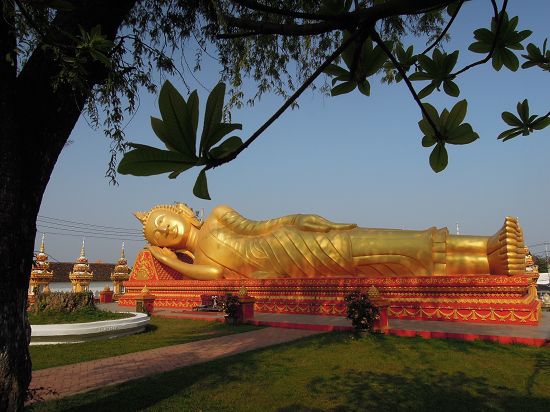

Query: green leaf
left=501, top=111, right=523, bottom=127
left=331, top=81, right=357, bottom=96
left=118, top=144, right=195, bottom=176
left=421, top=103, right=440, bottom=127
left=418, top=119, right=435, bottom=138
left=357, top=80, right=370, bottom=96
left=429, top=143, right=448, bottom=173
left=468, top=42, right=491, bottom=54
left=417, top=83, right=437, bottom=99
left=187, top=91, right=199, bottom=138
left=158, top=81, right=196, bottom=158
left=443, top=80, right=460, bottom=97
left=209, top=136, right=244, bottom=159
left=518, top=99, right=530, bottom=123
left=422, top=134, right=437, bottom=147
left=498, top=128, right=523, bottom=141
left=500, top=48, right=519, bottom=71
left=193, top=169, right=211, bottom=200
left=202, top=123, right=242, bottom=154
left=532, top=116, right=550, bottom=130
left=446, top=123, right=479, bottom=145
left=409, top=72, right=434, bottom=81
left=200, top=83, right=226, bottom=155
left=446, top=100, right=468, bottom=129
left=324, top=64, right=350, bottom=77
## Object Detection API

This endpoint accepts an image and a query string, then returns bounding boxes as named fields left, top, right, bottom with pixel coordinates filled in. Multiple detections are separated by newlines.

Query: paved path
left=30, top=327, right=320, bottom=403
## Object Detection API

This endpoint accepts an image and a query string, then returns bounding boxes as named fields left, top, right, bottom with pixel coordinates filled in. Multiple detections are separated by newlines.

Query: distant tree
left=534, top=255, right=549, bottom=273
left=1, top=1, right=548, bottom=409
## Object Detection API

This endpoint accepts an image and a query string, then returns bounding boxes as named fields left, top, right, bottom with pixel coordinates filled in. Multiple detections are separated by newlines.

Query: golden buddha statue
left=134, top=203, right=526, bottom=280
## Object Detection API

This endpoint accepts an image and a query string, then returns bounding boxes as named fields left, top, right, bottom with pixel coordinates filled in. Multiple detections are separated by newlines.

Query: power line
left=38, top=230, right=144, bottom=242
left=37, top=224, right=143, bottom=240
left=36, top=220, right=141, bottom=235
left=38, top=215, right=141, bottom=232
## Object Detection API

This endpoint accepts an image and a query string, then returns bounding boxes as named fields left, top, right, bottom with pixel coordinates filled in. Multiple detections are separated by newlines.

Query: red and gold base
left=120, top=250, right=541, bottom=325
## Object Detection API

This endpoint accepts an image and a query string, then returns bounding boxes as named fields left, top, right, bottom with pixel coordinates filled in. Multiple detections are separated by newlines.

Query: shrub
left=344, top=290, right=380, bottom=332
left=32, top=291, right=95, bottom=313
left=223, top=293, right=241, bottom=320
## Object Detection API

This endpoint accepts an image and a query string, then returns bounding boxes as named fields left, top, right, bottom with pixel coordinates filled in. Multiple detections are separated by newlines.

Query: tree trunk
left=0, top=1, right=136, bottom=409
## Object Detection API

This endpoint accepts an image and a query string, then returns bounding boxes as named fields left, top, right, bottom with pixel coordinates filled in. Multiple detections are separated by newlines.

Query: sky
left=35, top=1, right=550, bottom=266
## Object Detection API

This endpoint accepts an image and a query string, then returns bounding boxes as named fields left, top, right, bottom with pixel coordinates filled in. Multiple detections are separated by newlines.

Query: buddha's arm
left=213, top=205, right=356, bottom=234
left=146, top=246, right=222, bottom=280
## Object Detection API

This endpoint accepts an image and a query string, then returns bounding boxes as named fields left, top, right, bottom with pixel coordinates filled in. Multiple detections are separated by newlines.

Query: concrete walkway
left=29, top=327, right=320, bottom=403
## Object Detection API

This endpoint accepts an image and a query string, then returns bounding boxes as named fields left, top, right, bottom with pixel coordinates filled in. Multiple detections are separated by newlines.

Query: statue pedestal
left=238, top=296, right=256, bottom=321
left=119, top=250, right=541, bottom=326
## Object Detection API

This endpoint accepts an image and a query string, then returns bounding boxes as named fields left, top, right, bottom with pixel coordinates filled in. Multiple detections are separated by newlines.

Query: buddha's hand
left=296, top=215, right=357, bottom=232
left=146, top=245, right=178, bottom=264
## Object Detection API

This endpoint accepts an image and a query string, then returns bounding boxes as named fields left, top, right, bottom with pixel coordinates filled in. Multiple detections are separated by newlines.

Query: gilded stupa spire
left=80, top=238, right=86, bottom=258
left=69, top=239, right=93, bottom=292
left=29, top=234, right=53, bottom=297
left=39, top=233, right=45, bottom=254
left=111, top=241, right=131, bottom=299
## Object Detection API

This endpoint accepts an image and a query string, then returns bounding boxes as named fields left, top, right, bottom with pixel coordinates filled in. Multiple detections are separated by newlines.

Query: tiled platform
left=149, top=307, right=550, bottom=347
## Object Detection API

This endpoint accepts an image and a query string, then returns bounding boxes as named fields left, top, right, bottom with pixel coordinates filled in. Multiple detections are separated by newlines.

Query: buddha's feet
left=487, top=216, right=525, bottom=275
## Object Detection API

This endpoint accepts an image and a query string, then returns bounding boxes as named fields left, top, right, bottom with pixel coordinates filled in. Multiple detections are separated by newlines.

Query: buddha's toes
left=487, top=216, right=526, bottom=275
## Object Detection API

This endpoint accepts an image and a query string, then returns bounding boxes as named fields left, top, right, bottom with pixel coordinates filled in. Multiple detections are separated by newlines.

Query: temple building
left=29, top=234, right=54, bottom=298
left=111, top=242, right=131, bottom=300
left=69, top=240, right=94, bottom=292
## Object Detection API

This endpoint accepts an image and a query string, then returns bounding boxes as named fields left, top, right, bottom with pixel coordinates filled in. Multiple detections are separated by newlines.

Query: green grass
left=29, top=332, right=550, bottom=412
left=30, top=317, right=258, bottom=370
left=28, top=307, right=133, bottom=324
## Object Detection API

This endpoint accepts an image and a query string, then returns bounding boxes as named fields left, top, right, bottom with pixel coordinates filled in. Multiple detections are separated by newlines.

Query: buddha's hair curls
left=134, top=203, right=203, bottom=237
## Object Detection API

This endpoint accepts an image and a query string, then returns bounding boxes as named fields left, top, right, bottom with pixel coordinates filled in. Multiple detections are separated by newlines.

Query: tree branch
left=219, top=0, right=453, bottom=38
left=205, top=29, right=364, bottom=171
left=371, top=30, right=441, bottom=139
left=451, top=0, right=507, bottom=77
left=421, top=0, right=464, bottom=56
left=229, top=0, right=345, bottom=22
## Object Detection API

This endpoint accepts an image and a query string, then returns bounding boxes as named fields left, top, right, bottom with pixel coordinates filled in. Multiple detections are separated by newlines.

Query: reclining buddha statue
left=134, top=203, right=526, bottom=280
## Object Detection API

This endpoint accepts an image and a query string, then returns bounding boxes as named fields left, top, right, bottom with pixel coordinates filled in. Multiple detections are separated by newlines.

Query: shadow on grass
left=302, top=367, right=549, bottom=412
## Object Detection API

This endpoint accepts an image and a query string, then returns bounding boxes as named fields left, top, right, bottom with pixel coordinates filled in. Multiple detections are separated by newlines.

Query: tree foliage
left=115, top=0, right=549, bottom=195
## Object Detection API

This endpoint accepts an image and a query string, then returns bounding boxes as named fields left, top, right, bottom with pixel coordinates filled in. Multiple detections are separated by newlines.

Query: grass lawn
left=28, top=307, right=133, bottom=325
left=30, top=332, right=550, bottom=412
left=30, top=317, right=258, bottom=370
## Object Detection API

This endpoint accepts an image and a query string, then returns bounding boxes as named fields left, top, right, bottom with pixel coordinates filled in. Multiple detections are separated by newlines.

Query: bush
left=32, top=291, right=95, bottom=313
left=344, top=290, right=380, bottom=332
left=223, top=293, right=241, bottom=320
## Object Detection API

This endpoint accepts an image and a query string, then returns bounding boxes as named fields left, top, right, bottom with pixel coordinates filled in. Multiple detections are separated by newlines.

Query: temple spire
left=121, top=241, right=125, bottom=259
left=39, top=233, right=45, bottom=253
left=80, top=238, right=86, bottom=258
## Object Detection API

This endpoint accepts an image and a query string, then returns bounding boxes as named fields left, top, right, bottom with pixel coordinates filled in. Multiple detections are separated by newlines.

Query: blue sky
left=36, top=1, right=550, bottom=265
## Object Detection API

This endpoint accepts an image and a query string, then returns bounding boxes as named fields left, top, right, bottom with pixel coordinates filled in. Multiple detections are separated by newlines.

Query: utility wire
left=38, top=215, right=141, bottom=232
left=37, top=224, right=143, bottom=239
left=36, top=220, right=141, bottom=235
left=38, top=230, right=144, bottom=242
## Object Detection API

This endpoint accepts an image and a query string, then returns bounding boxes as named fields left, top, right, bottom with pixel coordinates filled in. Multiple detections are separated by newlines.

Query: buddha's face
left=144, top=209, right=188, bottom=248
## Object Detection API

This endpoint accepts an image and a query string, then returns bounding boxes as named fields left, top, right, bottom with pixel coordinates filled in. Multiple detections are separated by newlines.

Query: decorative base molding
left=120, top=250, right=541, bottom=325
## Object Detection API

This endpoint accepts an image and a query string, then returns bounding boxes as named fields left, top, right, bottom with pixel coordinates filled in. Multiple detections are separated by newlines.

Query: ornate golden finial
left=134, top=211, right=147, bottom=224
left=80, top=238, right=86, bottom=257
left=368, top=285, right=380, bottom=300
left=39, top=233, right=45, bottom=253
left=121, top=241, right=126, bottom=259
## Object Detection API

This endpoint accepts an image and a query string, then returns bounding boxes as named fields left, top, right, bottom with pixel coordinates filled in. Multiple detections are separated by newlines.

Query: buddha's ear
left=134, top=211, right=147, bottom=224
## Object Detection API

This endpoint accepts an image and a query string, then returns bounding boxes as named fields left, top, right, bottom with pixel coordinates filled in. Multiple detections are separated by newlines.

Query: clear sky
left=35, top=1, right=550, bottom=266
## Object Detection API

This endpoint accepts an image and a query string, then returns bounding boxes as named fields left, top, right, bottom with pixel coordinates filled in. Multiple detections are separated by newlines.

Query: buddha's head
left=134, top=203, right=202, bottom=250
